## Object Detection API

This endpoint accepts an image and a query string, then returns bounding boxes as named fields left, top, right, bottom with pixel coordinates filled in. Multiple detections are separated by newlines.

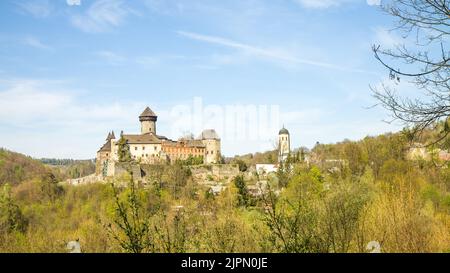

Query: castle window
left=106, top=153, right=108, bottom=156
left=135, top=147, right=138, bottom=151
left=143, top=146, right=145, bottom=150
left=154, top=146, right=157, bottom=151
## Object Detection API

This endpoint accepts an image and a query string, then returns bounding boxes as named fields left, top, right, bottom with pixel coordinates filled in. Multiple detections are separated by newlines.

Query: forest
left=0, top=129, right=449, bottom=253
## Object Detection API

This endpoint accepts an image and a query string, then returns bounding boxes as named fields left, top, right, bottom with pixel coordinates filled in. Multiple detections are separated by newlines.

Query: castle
left=96, top=106, right=221, bottom=176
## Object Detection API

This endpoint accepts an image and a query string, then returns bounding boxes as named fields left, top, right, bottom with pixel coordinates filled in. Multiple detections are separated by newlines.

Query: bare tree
left=372, top=0, right=450, bottom=144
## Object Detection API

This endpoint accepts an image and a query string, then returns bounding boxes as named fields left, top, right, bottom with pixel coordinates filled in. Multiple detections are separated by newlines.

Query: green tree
left=154, top=210, right=188, bottom=253
left=166, top=163, right=192, bottom=199
left=261, top=181, right=327, bottom=253
left=0, top=184, right=28, bottom=233
left=323, top=180, right=371, bottom=253
left=40, top=172, right=64, bottom=202
left=106, top=178, right=154, bottom=253
left=117, top=136, right=132, bottom=163
left=233, top=175, right=250, bottom=207
left=233, top=159, right=248, bottom=172
left=343, top=142, right=367, bottom=176
left=276, top=162, right=290, bottom=188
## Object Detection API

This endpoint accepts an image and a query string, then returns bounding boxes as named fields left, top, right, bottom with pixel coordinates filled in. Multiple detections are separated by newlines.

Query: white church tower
left=278, top=126, right=290, bottom=163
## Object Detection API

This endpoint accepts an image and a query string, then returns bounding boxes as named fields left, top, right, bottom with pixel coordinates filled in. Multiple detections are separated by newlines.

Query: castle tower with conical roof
left=139, top=107, right=157, bottom=135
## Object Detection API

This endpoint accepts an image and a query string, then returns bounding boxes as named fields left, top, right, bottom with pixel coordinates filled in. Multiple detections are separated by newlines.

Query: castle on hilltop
left=96, top=106, right=221, bottom=177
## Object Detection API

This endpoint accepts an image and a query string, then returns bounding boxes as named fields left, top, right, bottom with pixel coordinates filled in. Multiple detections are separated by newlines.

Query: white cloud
left=143, top=0, right=186, bottom=15
left=0, top=80, right=72, bottom=123
left=70, top=0, right=136, bottom=33
left=177, top=30, right=376, bottom=74
left=95, top=50, right=127, bottom=65
left=0, top=79, right=145, bottom=158
left=373, top=27, right=402, bottom=48
left=0, top=79, right=142, bottom=125
left=17, top=0, right=53, bottom=18
left=0, top=79, right=317, bottom=158
left=23, top=36, right=51, bottom=50
left=0, top=78, right=406, bottom=159
left=367, top=0, right=381, bottom=6
left=294, top=0, right=352, bottom=9
left=67, top=0, right=82, bottom=6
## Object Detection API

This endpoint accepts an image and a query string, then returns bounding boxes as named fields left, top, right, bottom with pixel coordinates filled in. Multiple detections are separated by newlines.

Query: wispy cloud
left=70, top=0, right=137, bottom=33
left=95, top=50, right=127, bottom=65
left=67, top=0, right=82, bottom=6
left=177, top=30, right=376, bottom=74
left=23, top=36, right=51, bottom=50
left=373, top=27, right=403, bottom=48
left=17, top=0, right=53, bottom=18
left=0, top=78, right=144, bottom=158
left=135, top=56, right=160, bottom=67
left=94, top=51, right=169, bottom=67
left=367, top=0, right=381, bottom=6
left=293, top=0, right=353, bottom=9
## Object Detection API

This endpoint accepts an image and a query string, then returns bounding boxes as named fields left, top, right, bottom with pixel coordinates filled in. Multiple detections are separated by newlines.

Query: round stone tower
left=278, top=126, right=290, bottom=163
left=199, top=129, right=221, bottom=164
left=139, top=107, right=157, bottom=135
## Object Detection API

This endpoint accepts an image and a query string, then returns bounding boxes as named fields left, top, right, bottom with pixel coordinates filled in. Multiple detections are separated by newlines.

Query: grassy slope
left=0, top=148, right=49, bottom=185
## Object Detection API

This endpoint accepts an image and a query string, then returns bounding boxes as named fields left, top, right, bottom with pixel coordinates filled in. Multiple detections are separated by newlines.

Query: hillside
left=40, top=158, right=96, bottom=180
left=0, top=148, right=50, bottom=185
left=1, top=130, right=450, bottom=253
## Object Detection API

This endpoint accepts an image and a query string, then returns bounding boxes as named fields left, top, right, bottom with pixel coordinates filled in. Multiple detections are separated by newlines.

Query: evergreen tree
left=233, top=175, right=249, bottom=207
left=117, top=136, right=132, bottom=162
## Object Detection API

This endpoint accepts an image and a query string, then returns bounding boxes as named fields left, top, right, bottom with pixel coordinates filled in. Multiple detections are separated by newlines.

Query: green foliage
left=276, top=161, right=290, bottom=188
left=322, top=180, right=371, bottom=253
left=1, top=128, right=450, bottom=253
left=106, top=178, right=153, bottom=253
left=262, top=182, right=326, bottom=253
left=117, top=136, right=132, bottom=163
left=233, top=175, right=250, bottom=207
left=0, top=148, right=49, bottom=186
left=39, top=158, right=96, bottom=179
left=229, top=150, right=278, bottom=166
left=39, top=172, right=64, bottom=202
left=176, top=155, right=204, bottom=166
left=0, top=184, right=28, bottom=233
left=166, top=164, right=192, bottom=199
left=232, top=159, right=248, bottom=172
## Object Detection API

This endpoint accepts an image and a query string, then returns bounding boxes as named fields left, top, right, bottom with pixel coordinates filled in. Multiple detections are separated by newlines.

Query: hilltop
left=0, top=148, right=49, bottom=186
left=0, top=148, right=97, bottom=186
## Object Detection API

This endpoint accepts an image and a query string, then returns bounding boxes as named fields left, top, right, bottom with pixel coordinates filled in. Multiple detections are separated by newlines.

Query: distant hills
left=0, top=148, right=96, bottom=185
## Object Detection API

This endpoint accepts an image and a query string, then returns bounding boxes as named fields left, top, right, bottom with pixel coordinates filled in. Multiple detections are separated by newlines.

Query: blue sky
left=0, top=0, right=415, bottom=159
